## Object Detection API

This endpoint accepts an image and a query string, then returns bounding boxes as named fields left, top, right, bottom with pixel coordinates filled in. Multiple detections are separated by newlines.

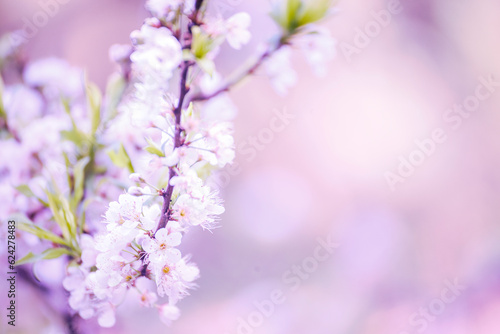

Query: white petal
left=98, top=308, right=116, bottom=328
left=166, top=248, right=181, bottom=263
left=166, top=232, right=182, bottom=247
left=155, top=228, right=169, bottom=242
left=142, top=238, right=157, bottom=254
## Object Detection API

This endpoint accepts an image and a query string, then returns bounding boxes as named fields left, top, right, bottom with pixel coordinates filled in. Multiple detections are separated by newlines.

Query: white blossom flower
left=143, top=228, right=182, bottom=264
left=199, top=121, right=235, bottom=167
left=295, top=26, right=336, bottom=76
left=104, top=193, right=146, bottom=230
left=169, top=163, right=203, bottom=192
left=3, top=0, right=335, bottom=328
left=23, top=57, right=83, bottom=99
left=2, top=85, right=44, bottom=129
left=141, top=203, right=161, bottom=230
left=130, top=24, right=182, bottom=82
left=264, top=46, right=297, bottom=96
left=172, top=187, right=224, bottom=230
left=96, top=303, right=116, bottom=328
left=109, top=44, right=132, bottom=63
left=225, top=12, right=252, bottom=49
left=146, top=0, right=195, bottom=19
left=80, top=234, right=99, bottom=269
left=94, top=226, right=139, bottom=253
left=139, top=290, right=158, bottom=307
left=158, top=303, right=180, bottom=325
left=63, top=267, right=96, bottom=320
left=129, top=173, right=146, bottom=183
left=153, top=258, right=199, bottom=301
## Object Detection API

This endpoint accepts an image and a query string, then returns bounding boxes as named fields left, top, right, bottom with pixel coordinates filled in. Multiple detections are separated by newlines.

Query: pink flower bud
left=127, top=186, right=144, bottom=196
left=129, top=173, right=145, bottom=183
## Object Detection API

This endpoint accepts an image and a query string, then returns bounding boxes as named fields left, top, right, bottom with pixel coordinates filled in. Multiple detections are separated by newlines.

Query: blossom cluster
left=0, top=0, right=336, bottom=329
left=0, top=57, right=88, bottom=241
left=62, top=3, right=250, bottom=326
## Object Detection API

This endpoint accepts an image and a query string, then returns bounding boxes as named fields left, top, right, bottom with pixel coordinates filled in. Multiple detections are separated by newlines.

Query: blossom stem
left=188, top=42, right=285, bottom=103
left=156, top=61, right=191, bottom=232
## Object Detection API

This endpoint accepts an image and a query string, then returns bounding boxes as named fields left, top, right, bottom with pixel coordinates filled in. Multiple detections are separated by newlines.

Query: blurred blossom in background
left=2, top=0, right=500, bottom=333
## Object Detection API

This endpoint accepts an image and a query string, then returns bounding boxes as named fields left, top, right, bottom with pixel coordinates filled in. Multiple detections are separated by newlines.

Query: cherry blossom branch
left=191, top=0, right=205, bottom=25
left=156, top=34, right=287, bottom=234
left=187, top=41, right=285, bottom=103
left=156, top=34, right=288, bottom=233
left=156, top=61, right=191, bottom=232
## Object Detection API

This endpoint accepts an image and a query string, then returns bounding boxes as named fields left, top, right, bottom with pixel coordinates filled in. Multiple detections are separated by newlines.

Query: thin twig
left=187, top=42, right=284, bottom=103
left=156, top=62, right=191, bottom=232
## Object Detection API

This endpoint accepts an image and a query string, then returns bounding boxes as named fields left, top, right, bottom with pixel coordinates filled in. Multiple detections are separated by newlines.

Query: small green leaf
left=287, top=0, right=302, bottom=30
left=297, top=0, right=332, bottom=26
left=15, top=252, right=37, bottom=266
left=45, top=190, right=71, bottom=240
left=271, top=0, right=333, bottom=33
left=0, top=75, right=6, bottom=120
left=72, top=157, right=90, bottom=209
left=196, top=58, right=215, bottom=75
left=14, top=185, right=48, bottom=206
left=15, top=184, right=35, bottom=197
left=191, top=26, right=224, bottom=60
left=61, top=129, right=89, bottom=147
left=144, top=137, right=165, bottom=157
left=191, top=26, right=211, bottom=59
left=195, top=162, right=216, bottom=181
left=104, top=73, right=126, bottom=122
left=108, top=144, right=134, bottom=173
left=86, top=82, right=102, bottom=135
left=15, top=248, right=72, bottom=266
left=41, top=247, right=72, bottom=260
left=271, top=0, right=302, bottom=32
left=17, top=221, right=69, bottom=247
left=60, top=197, right=77, bottom=239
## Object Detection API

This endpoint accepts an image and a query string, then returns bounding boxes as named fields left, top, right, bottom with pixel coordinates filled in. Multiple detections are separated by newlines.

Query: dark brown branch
left=155, top=62, right=191, bottom=232
left=155, top=33, right=286, bottom=232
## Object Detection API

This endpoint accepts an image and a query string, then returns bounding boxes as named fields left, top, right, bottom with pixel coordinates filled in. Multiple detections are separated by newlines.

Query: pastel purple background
left=1, top=0, right=500, bottom=333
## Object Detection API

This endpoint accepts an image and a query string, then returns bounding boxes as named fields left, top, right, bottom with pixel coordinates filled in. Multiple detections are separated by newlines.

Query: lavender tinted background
left=2, top=0, right=500, bottom=333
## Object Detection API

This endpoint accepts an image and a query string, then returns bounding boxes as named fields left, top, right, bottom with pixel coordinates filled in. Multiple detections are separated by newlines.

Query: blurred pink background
left=2, top=0, right=500, bottom=333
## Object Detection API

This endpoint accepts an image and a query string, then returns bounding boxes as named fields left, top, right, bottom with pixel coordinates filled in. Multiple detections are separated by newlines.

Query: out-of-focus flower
left=2, top=85, right=44, bottom=129
left=23, top=58, right=83, bottom=99
left=158, top=303, right=181, bottom=325
left=130, top=24, right=182, bottom=82
left=225, top=12, right=252, bottom=49
left=264, top=45, right=298, bottom=95
left=143, top=228, right=182, bottom=264
left=139, top=290, right=158, bottom=307
left=109, top=44, right=133, bottom=63
left=146, top=0, right=195, bottom=19
left=295, top=26, right=336, bottom=76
